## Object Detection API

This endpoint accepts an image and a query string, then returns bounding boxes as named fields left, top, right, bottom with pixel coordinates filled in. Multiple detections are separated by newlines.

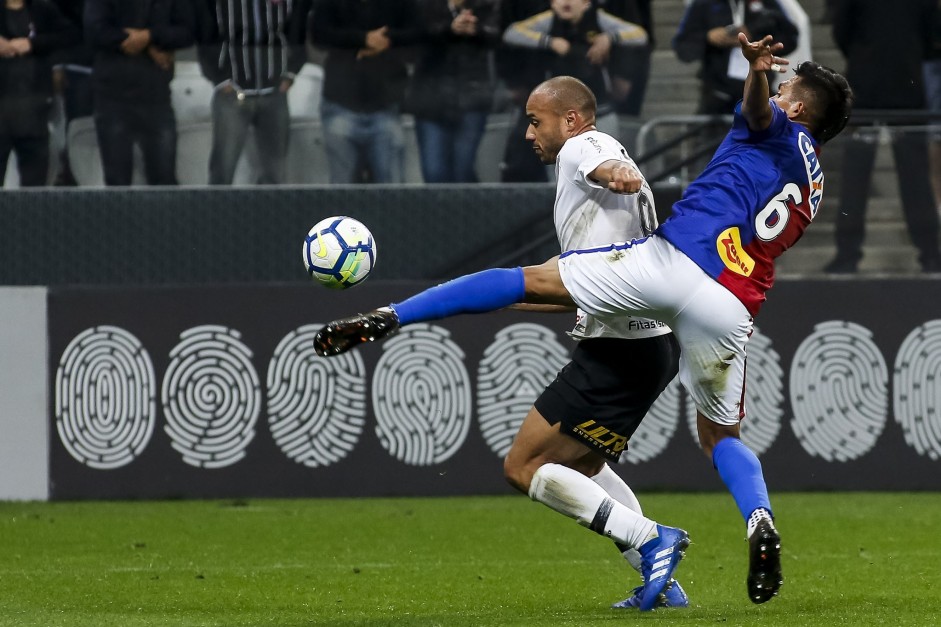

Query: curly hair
left=792, top=62, right=855, bottom=144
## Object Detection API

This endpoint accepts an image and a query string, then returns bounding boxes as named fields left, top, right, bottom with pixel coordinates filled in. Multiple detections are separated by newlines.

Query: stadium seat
left=171, top=61, right=214, bottom=123
left=400, top=115, right=422, bottom=183
left=66, top=117, right=105, bottom=187
left=476, top=112, right=512, bottom=183
left=287, top=63, right=323, bottom=121
left=176, top=121, right=213, bottom=185
left=2, top=153, right=18, bottom=188
left=285, top=119, right=329, bottom=184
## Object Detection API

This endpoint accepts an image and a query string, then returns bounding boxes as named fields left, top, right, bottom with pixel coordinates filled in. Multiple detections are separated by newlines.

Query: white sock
left=529, top=463, right=657, bottom=549
left=746, top=507, right=774, bottom=537
left=591, top=464, right=644, bottom=573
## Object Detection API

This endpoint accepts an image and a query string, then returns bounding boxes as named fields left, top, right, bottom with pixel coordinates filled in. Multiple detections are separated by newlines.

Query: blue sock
left=391, top=267, right=525, bottom=325
left=712, top=437, right=773, bottom=521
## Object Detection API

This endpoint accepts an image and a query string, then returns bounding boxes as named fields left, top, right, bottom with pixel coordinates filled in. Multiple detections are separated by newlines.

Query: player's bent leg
left=503, top=406, right=602, bottom=494
left=698, top=414, right=782, bottom=604
left=510, top=409, right=688, bottom=611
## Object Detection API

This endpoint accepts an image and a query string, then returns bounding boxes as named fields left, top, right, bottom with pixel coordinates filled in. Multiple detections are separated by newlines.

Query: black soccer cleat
left=747, top=517, right=783, bottom=604
left=313, top=307, right=400, bottom=356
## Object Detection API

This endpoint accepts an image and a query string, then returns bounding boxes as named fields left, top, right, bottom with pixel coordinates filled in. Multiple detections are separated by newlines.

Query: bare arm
left=588, top=159, right=643, bottom=194
left=738, top=33, right=788, bottom=132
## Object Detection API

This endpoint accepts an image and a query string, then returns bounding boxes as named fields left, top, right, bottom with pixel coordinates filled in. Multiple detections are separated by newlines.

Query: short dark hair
left=792, top=62, right=854, bottom=144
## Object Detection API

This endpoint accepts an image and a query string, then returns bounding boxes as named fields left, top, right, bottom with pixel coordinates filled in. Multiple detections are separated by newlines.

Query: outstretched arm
left=738, top=33, right=788, bottom=132
left=588, top=159, right=644, bottom=194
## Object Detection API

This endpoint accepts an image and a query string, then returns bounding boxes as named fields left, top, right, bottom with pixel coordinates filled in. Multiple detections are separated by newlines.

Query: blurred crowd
left=0, top=0, right=938, bottom=208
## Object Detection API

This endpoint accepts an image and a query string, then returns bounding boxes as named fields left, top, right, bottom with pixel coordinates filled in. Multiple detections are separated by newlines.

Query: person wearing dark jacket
left=197, top=0, right=312, bottom=185
left=672, top=0, right=797, bottom=115
left=84, top=0, right=194, bottom=186
left=0, top=0, right=79, bottom=186
left=50, top=0, right=92, bottom=186
left=494, top=0, right=552, bottom=183
left=823, top=0, right=941, bottom=274
left=310, top=0, right=424, bottom=184
left=503, top=0, right=648, bottom=121
left=927, top=1, right=941, bottom=210
left=406, top=0, right=500, bottom=183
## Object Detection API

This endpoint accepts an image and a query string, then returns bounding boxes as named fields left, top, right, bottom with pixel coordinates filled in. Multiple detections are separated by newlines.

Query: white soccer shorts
left=558, top=234, right=753, bottom=426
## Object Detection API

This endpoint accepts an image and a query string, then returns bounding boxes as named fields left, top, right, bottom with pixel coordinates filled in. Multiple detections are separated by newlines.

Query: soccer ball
left=302, top=216, right=377, bottom=289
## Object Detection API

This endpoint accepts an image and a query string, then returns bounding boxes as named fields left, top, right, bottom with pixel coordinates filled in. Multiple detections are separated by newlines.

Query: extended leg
left=698, top=415, right=782, bottom=604
left=313, top=258, right=572, bottom=356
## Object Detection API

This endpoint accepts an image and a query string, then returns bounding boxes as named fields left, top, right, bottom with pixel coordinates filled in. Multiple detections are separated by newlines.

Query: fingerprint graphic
left=162, top=325, right=261, bottom=468
left=55, top=326, right=156, bottom=469
left=682, top=328, right=783, bottom=455
left=894, top=320, right=941, bottom=460
left=621, top=375, right=681, bottom=464
left=267, top=325, right=367, bottom=467
left=477, top=323, right=570, bottom=458
left=790, top=320, right=887, bottom=462
left=373, top=324, right=472, bottom=465
left=740, top=329, right=784, bottom=454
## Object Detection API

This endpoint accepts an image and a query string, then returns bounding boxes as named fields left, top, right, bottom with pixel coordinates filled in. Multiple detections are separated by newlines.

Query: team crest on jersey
left=798, top=132, right=824, bottom=218
left=716, top=227, right=755, bottom=276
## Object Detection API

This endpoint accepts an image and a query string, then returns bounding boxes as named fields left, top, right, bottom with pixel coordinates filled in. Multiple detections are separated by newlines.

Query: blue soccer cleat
left=636, top=525, right=690, bottom=611
left=611, top=579, right=689, bottom=609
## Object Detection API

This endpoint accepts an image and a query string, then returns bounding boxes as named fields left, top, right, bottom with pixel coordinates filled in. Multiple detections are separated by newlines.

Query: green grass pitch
left=1, top=492, right=939, bottom=626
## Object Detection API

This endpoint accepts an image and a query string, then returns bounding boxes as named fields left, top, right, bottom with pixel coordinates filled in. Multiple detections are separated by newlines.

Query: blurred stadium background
left=1, top=0, right=940, bottom=623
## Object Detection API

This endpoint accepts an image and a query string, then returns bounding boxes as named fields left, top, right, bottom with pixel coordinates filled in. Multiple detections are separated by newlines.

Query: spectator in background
left=0, top=0, right=79, bottom=187
left=50, top=0, right=92, bottom=186
left=599, top=0, right=652, bottom=119
left=406, top=0, right=501, bottom=183
left=310, top=0, right=424, bottom=184
left=672, top=0, right=797, bottom=115
left=495, top=0, right=551, bottom=183
left=85, top=0, right=194, bottom=186
left=926, top=1, right=941, bottom=212
left=502, top=0, right=648, bottom=163
left=823, top=0, right=941, bottom=274
left=197, top=0, right=311, bottom=186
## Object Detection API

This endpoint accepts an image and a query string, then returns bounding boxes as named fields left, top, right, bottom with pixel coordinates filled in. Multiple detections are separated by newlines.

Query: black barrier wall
left=1, top=184, right=686, bottom=286
left=1, top=186, right=563, bottom=285
left=48, top=280, right=941, bottom=499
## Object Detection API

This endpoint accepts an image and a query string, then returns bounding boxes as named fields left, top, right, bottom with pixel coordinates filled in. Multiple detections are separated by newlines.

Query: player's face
left=525, top=93, right=568, bottom=164
left=772, top=76, right=805, bottom=120
left=551, top=0, right=590, bottom=22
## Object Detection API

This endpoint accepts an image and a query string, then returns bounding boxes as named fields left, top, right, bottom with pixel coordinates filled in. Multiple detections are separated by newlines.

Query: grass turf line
left=0, top=493, right=939, bottom=626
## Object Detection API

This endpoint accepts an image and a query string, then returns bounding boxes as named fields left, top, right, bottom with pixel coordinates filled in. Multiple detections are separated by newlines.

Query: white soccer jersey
left=554, top=130, right=671, bottom=340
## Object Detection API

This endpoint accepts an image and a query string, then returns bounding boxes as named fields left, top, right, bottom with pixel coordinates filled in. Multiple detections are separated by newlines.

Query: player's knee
left=521, top=258, right=571, bottom=305
left=696, top=412, right=740, bottom=458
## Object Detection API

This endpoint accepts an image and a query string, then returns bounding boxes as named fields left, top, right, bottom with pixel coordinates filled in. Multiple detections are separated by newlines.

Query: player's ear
left=565, top=109, right=578, bottom=129
left=785, top=99, right=804, bottom=121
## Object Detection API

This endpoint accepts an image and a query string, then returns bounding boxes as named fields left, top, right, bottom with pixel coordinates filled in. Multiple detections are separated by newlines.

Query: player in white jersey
left=506, top=78, right=688, bottom=610
left=318, top=76, right=690, bottom=611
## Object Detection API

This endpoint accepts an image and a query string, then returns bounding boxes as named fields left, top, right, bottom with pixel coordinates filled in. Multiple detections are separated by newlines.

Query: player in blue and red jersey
left=658, top=67, right=828, bottom=316
left=314, top=34, right=853, bottom=606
